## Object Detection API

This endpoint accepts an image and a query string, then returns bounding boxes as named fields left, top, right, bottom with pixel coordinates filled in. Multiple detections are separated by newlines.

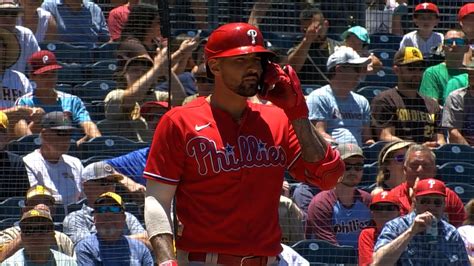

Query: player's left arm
left=260, top=63, right=344, bottom=190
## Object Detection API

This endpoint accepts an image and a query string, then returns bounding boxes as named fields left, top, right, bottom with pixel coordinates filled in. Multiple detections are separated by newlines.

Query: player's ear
left=207, top=59, right=220, bottom=76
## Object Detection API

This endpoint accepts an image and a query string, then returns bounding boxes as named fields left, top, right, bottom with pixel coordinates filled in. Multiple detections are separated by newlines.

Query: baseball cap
left=0, top=27, right=21, bottom=70
left=336, top=143, right=365, bottom=160
left=40, top=111, right=76, bottom=130
left=25, top=185, right=55, bottom=205
left=140, top=101, right=169, bottom=117
left=94, top=192, right=124, bottom=207
left=393, top=47, right=424, bottom=65
left=20, top=208, right=53, bottom=226
left=414, top=178, right=447, bottom=197
left=378, top=141, right=414, bottom=165
left=326, top=46, right=370, bottom=71
left=414, top=2, right=439, bottom=15
left=116, top=39, right=153, bottom=75
left=28, top=50, right=63, bottom=75
left=370, top=191, right=399, bottom=208
left=82, top=161, right=123, bottom=183
left=0, top=0, right=22, bottom=11
left=0, top=111, right=8, bottom=129
left=458, top=3, right=474, bottom=21
left=341, top=26, right=370, bottom=44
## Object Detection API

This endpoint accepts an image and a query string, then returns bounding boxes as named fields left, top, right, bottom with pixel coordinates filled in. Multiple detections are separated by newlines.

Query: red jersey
left=358, top=227, right=378, bottom=266
left=388, top=182, right=466, bottom=227
left=144, top=97, right=305, bottom=256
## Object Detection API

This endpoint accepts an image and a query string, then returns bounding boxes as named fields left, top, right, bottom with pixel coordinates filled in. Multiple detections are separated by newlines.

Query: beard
left=229, top=73, right=260, bottom=97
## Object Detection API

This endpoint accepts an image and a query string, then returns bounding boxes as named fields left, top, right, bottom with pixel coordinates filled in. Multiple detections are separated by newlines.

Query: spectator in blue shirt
left=373, top=178, right=470, bottom=265
left=75, top=192, right=153, bottom=266
left=106, top=147, right=149, bottom=186
left=41, top=0, right=110, bottom=47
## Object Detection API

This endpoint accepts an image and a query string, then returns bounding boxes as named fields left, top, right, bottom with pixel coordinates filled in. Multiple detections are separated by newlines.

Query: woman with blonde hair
left=458, top=199, right=474, bottom=264
left=371, top=141, right=413, bottom=196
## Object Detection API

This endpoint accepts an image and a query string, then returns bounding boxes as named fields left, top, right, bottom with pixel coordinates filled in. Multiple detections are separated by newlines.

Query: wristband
left=159, top=260, right=178, bottom=266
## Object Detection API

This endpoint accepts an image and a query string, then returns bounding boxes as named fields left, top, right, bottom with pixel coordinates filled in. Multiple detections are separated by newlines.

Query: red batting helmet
left=204, top=23, right=274, bottom=62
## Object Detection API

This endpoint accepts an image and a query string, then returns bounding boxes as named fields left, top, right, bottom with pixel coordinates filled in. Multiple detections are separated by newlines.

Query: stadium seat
left=263, top=32, right=300, bottom=50
left=291, top=239, right=357, bottom=264
left=66, top=198, right=87, bottom=214
left=6, top=134, right=42, bottom=156
left=301, top=84, right=321, bottom=96
left=445, top=183, right=474, bottom=205
left=73, top=80, right=117, bottom=103
left=0, top=197, right=24, bottom=220
left=77, top=136, right=149, bottom=160
left=360, top=162, right=378, bottom=188
left=86, top=101, right=106, bottom=122
left=359, top=67, right=397, bottom=88
left=56, top=84, right=74, bottom=94
left=0, top=218, right=18, bottom=230
left=91, top=42, right=120, bottom=61
left=362, top=141, right=388, bottom=164
left=433, top=144, right=474, bottom=166
left=437, top=162, right=474, bottom=184
left=124, top=202, right=144, bottom=224
left=84, top=60, right=118, bottom=81
left=57, top=63, right=86, bottom=86
left=369, top=48, right=397, bottom=67
left=369, top=33, right=402, bottom=50
left=39, top=41, right=92, bottom=64
left=356, top=85, right=390, bottom=103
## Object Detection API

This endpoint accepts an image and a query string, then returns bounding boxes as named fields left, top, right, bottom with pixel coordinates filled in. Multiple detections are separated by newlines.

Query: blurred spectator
left=391, top=0, right=410, bottom=36
left=0, top=27, right=32, bottom=109
left=139, top=101, right=167, bottom=138
left=365, top=0, right=393, bottom=34
left=372, top=141, right=413, bottom=196
left=279, top=184, right=305, bottom=245
left=16, top=51, right=101, bottom=143
left=1, top=205, right=77, bottom=265
left=442, top=64, right=474, bottom=145
left=305, top=143, right=372, bottom=248
left=106, top=147, right=149, bottom=185
left=341, top=26, right=383, bottom=74
left=373, top=178, right=470, bottom=265
left=18, top=0, right=56, bottom=42
left=371, top=47, right=444, bottom=146
left=75, top=192, right=153, bottom=265
left=291, top=182, right=320, bottom=218
left=63, top=162, right=145, bottom=245
left=459, top=3, right=474, bottom=65
left=41, top=0, right=110, bottom=47
left=23, top=111, right=84, bottom=206
left=0, top=111, right=29, bottom=202
left=399, top=3, right=443, bottom=57
left=107, top=0, right=139, bottom=41
left=306, top=46, right=373, bottom=146
left=358, top=191, right=400, bottom=266
left=388, top=144, right=466, bottom=227
left=419, top=29, right=469, bottom=105
left=0, top=0, right=40, bottom=73
left=278, top=243, right=309, bottom=266
left=458, top=199, right=474, bottom=264
left=317, top=0, right=365, bottom=35
left=182, top=63, right=213, bottom=105
left=287, top=7, right=341, bottom=86
left=0, top=186, right=74, bottom=262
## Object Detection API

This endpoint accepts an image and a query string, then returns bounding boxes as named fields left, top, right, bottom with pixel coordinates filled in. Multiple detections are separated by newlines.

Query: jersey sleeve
left=143, top=114, right=185, bottom=185
left=71, top=96, right=92, bottom=123
left=305, top=191, right=338, bottom=245
left=358, top=229, right=375, bottom=266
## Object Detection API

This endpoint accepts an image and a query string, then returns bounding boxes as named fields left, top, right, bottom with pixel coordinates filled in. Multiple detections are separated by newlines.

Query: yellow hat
left=394, top=47, right=424, bottom=65
left=20, top=208, right=53, bottom=225
left=0, top=111, right=7, bottom=129
left=25, top=185, right=55, bottom=204
left=95, top=191, right=123, bottom=207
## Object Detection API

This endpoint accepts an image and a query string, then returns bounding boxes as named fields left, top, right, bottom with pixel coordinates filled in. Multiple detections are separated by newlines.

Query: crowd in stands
left=0, top=0, right=474, bottom=264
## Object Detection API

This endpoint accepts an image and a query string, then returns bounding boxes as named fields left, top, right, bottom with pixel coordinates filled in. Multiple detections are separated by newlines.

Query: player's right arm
left=145, top=181, right=176, bottom=264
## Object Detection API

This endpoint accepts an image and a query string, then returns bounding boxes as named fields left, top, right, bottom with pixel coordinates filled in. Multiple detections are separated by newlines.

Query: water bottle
left=426, top=217, right=438, bottom=244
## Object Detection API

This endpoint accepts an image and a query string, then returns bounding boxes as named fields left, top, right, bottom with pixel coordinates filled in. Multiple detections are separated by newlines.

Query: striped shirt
left=399, top=30, right=444, bottom=57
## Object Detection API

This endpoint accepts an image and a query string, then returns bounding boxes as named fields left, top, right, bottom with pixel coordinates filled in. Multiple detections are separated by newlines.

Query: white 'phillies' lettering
left=186, top=135, right=287, bottom=175
left=428, top=179, right=436, bottom=188
left=381, top=191, right=388, bottom=199
left=247, top=29, right=258, bottom=45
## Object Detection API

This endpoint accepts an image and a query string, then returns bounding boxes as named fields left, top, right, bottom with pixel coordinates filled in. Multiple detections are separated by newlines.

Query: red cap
left=458, top=3, right=474, bottom=21
left=28, top=50, right=62, bottom=75
left=204, top=23, right=274, bottom=62
left=140, top=101, right=169, bottom=117
left=414, top=178, right=447, bottom=197
left=370, top=191, right=399, bottom=207
left=415, top=2, right=439, bottom=15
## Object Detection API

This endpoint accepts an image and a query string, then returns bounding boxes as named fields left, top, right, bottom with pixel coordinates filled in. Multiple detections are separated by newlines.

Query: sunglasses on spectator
left=444, top=38, right=467, bottom=46
left=94, top=205, right=123, bottom=214
left=403, top=63, right=425, bottom=72
left=51, top=129, right=72, bottom=136
left=391, top=154, right=405, bottom=163
left=87, top=179, right=115, bottom=187
left=417, top=198, right=443, bottom=207
left=370, top=204, right=399, bottom=212
left=21, top=225, right=54, bottom=236
left=0, top=11, right=19, bottom=17
left=345, top=163, right=364, bottom=171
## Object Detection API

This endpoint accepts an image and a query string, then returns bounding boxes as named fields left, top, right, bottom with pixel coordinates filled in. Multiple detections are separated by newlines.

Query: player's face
left=403, top=151, right=437, bottom=188
left=218, top=53, right=263, bottom=97
left=340, top=156, right=364, bottom=187
left=415, top=195, right=445, bottom=219
left=395, top=62, right=424, bottom=90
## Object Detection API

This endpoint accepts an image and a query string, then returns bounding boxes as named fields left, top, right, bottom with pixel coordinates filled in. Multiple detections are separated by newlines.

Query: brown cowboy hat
left=0, top=27, right=20, bottom=70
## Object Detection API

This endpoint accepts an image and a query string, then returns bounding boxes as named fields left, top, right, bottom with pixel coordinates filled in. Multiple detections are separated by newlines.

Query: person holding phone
left=143, top=22, right=345, bottom=265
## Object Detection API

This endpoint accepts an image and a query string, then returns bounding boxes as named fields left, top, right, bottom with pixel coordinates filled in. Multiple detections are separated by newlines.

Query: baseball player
left=144, top=22, right=345, bottom=266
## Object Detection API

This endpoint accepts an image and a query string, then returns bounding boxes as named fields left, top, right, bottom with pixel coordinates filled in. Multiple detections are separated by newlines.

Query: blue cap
left=342, top=26, right=370, bottom=44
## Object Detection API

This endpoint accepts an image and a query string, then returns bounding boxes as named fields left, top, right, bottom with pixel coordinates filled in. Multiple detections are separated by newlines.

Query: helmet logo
left=247, top=29, right=258, bottom=45
left=42, top=55, right=49, bottom=64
